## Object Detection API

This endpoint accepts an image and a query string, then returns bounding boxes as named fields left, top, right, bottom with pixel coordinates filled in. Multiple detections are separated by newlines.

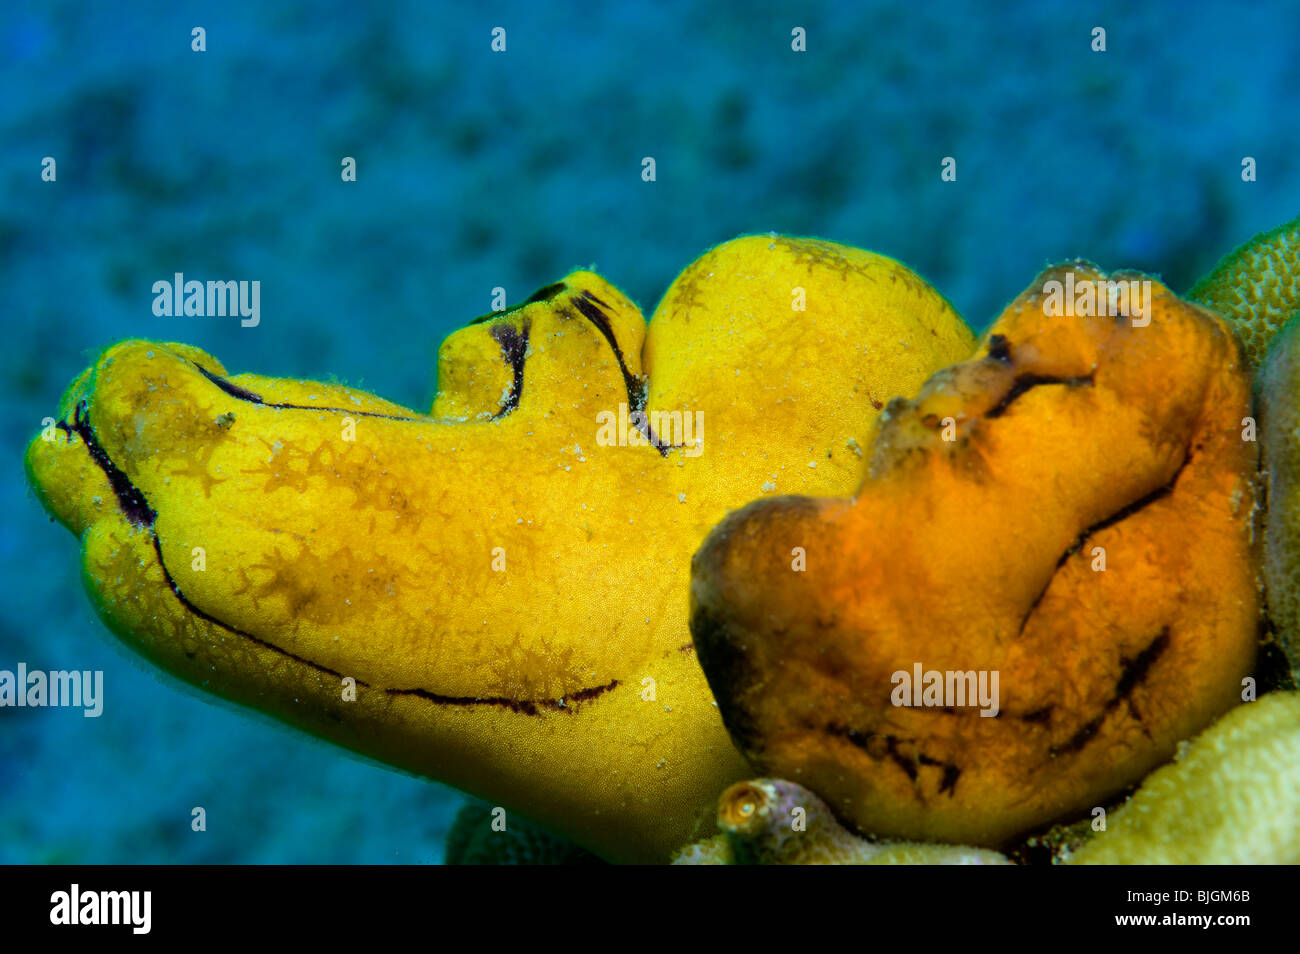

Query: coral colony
left=28, top=216, right=1300, bottom=863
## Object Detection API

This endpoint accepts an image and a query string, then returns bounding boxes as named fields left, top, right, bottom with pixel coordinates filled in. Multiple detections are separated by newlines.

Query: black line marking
left=940, top=763, right=961, bottom=795
left=527, top=281, right=568, bottom=304
left=195, top=370, right=262, bottom=403
left=1019, top=705, right=1054, bottom=724
left=154, top=530, right=614, bottom=715
left=1113, top=628, right=1170, bottom=701
left=1017, top=454, right=1189, bottom=636
left=1018, top=580, right=1052, bottom=637
left=987, top=334, right=1013, bottom=363
left=1054, top=482, right=1176, bottom=570
left=388, top=679, right=620, bottom=716
left=887, top=735, right=918, bottom=782
left=825, top=722, right=873, bottom=750
left=567, top=293, right=646, bottom=405
left=153, top=533, right=347, bottom=678
left=826, top=727, right=868, bottom=748
left=489, top=321, right=529, bottom=418
left=1054, top=715, right=1102, bottom=756
left=985, top=372, right=1094, bottom=420
left=54, top=400, right=611, bottom=716
left=824, top=724, right=960, bottom=794
left=57, top=402, right=157, bottom=528
left=194, top=364, right=419, bottom=422
left=566, top=291, right=676, bottom=457
left=1049, top=628, right=1170, bottom=756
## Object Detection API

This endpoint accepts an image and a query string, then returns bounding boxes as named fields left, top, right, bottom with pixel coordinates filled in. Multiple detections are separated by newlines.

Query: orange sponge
left=691, top=264, right=1260, bottom=846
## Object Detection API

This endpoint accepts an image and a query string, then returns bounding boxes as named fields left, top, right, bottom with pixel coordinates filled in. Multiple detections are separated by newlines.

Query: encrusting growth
left=1189, top=212, right=1300, bottom=368
left=673, top=777, right=1010, bottom=865
left=25, top=236, right=972, bottom=863
left=1255, top=315, right=1300, bottom=682
left=1065, top=692, right=1300, bottom=864
left=691, top=264, right=1259, bottom=846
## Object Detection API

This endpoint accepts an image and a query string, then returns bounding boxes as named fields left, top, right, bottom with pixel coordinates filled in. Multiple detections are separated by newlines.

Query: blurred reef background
left=1, top=0, right=1297, bottom=862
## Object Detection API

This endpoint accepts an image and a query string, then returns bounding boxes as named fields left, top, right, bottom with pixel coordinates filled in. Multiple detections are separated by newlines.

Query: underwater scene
left=3, top=0, right=1299, bottom=878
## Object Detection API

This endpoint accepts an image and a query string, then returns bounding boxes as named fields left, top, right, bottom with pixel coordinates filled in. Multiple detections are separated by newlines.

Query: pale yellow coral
left=1065, top=692, right=1300, bottom=864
